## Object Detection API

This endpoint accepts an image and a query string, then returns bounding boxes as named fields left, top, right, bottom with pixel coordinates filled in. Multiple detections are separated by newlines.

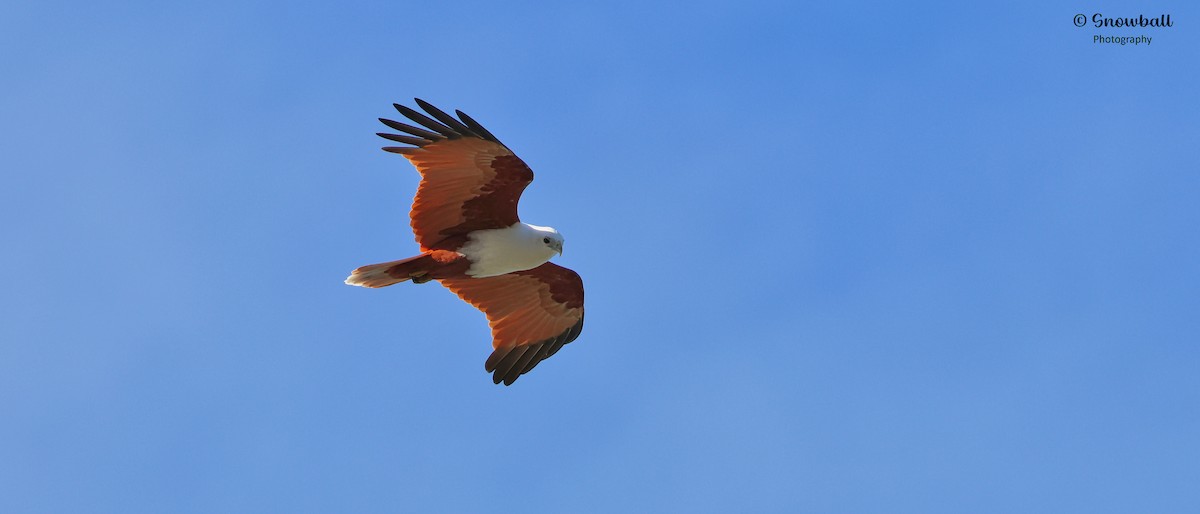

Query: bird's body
left=458, top=222, right=563, bottom=278
left=345, top=99, right=585, bottom=385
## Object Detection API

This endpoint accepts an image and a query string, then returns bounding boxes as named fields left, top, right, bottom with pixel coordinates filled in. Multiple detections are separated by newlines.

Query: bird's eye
left=543, top=237, right=551, bottom=244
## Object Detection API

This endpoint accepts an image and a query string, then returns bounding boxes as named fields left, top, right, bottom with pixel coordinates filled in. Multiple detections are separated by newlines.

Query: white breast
left=459, top=223, right=555, bottom=278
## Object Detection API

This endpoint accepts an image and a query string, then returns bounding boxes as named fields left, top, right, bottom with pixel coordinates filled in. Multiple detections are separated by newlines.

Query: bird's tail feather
left=344, top=255, right=427, bottom=288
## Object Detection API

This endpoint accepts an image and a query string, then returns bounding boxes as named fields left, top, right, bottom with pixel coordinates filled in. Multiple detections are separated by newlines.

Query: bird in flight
left=345, top=99, right=585, bottom=386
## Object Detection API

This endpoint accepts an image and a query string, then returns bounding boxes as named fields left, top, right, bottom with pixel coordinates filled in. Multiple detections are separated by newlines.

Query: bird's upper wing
left=378, top=99, right=534, bottom=251
left=439, top=262, right=585, bottom=385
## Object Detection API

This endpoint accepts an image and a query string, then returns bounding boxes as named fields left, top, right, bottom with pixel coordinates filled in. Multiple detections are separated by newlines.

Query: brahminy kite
left=345, top=99, right=584, bottom=386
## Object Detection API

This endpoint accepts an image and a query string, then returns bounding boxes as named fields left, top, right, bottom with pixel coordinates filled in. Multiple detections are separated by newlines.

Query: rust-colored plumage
left=442, top=263, right=584, bottom=385
left=347, top=99, right=585, bottom=385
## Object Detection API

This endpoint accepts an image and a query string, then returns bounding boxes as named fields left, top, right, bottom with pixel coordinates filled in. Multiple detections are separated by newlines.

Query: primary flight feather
left=345, top=99, right=585, bottom=386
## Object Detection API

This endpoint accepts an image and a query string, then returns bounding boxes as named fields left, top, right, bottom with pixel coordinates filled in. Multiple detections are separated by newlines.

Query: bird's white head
left=526, top=224, right=565, bottom=257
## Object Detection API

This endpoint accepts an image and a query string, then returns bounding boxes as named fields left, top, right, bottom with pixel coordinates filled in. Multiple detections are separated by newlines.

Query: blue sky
left=2, top=1, right=1198, bottom=512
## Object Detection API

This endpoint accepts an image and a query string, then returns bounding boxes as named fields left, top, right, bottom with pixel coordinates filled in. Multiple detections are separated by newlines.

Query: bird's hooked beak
left=552, top=240, right=563, bottom=256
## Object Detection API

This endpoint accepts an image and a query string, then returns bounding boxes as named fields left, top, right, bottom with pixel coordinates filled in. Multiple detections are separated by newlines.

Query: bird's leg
left=412, top=274, right=433, bottom=284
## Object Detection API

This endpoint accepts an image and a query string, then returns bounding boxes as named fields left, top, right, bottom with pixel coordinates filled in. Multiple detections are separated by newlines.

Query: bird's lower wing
left=439, top=263, right=585, bottom=385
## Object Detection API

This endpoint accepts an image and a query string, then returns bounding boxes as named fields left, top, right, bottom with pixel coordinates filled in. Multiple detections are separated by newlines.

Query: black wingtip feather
left=394, top=103, right=459, bottom=139
left=520, top=345, right=550, bottom=375
left=455, top=109, right=504, bottom=146
left=378, top=118, right=445, bottom=141
left=485, top=347, right=508, bottom=372
left=376, top=133, right=430, bottom=146
left=493, top=346, right=530, bottom=384
left=482, top=314, right=585, bottom=386
left=509, top=350, right=540, bottom=383
left=380, top=100, right=506, bottom=150
left=414, top=98, right=480, bottom=138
